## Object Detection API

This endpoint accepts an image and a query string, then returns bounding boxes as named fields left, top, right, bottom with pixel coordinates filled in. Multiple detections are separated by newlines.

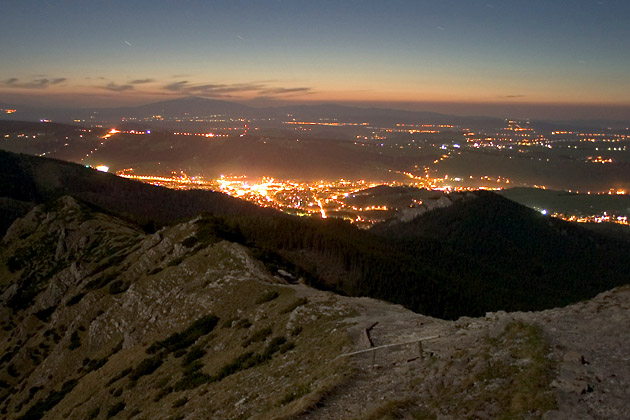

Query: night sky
left=1, top=0, right=629, bottom=119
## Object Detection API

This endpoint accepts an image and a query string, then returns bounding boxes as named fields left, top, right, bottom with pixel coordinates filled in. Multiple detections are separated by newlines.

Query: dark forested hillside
left=372, top=191, right=630, bottom=311
left=0, top=150, right=270, bottom=232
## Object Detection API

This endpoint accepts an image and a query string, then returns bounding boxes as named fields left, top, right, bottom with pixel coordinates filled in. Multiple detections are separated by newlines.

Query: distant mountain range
left=0, top=97, right=250, bottom=123
left=0, top=96, right=483, bottom=125
left=3, top=96, right=627, bottom=130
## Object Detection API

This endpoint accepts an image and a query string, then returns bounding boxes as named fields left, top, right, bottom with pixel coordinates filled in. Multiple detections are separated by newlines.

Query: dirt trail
left=292, top=285, right=630, bottom=420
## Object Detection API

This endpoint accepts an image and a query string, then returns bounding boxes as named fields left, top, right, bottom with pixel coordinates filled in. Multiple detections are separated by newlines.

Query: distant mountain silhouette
left=2, top=96, right=628, bottom=128
left=0, top=97, right=255, bottom=123
left=114, top=96, right=254, bottom=118
left=274, top=103, right=448, bottom=123
left=0, top=120, right=86, bottom=136
left=0, top=97, right=500, bottom=128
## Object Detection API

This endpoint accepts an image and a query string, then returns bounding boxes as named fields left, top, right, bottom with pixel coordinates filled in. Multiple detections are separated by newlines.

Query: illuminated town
left=116, top=171, right=395, bottom=227
left=112, top=169, right=629, bottom=228
left=3, top=116, right=628, bottom=227
left=105, top=113, right=628, bottom=227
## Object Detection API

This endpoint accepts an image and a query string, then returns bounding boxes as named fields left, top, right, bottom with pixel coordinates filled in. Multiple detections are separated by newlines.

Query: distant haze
left=2, top=94, right=629, bottom=123
left=1, top=1, right=629, bottom=122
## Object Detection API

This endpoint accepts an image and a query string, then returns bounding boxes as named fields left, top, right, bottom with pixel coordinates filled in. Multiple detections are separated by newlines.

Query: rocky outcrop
left=395, top=191, right=476, bottom=223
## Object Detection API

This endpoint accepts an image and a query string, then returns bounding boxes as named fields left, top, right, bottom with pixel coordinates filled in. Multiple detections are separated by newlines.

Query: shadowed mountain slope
left=0, top=150, right=270, bottom=233
left=372, top=191, right=630, bottom=311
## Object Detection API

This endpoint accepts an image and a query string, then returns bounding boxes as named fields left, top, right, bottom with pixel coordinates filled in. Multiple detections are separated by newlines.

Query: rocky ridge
left=0, top=197, right=629, bottom=419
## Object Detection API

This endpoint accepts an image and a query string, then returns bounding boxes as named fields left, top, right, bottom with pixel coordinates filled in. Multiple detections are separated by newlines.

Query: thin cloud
left=163, top=80, right=311, bottom=97
left=505, top=94, right=526, bottom=98
left=164, top=81, right=263, bottom=95
left=164, top=81, right=191, bottom=91
left=129, top=78, right=154, bottom=84
left=2, top=77, right=66, bottom=89
left=103, top=82, right=135, bottom=92
left=261, top=87, right=311, bottom=95
left=205, top=83, right=266, bottom=94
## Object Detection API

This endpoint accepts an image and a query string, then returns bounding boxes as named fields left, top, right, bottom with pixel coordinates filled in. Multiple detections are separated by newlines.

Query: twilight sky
left=1, top=0, right=629, bottom=120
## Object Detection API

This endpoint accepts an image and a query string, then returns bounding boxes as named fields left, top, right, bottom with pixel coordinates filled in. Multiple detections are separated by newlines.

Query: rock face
left=391, top=191, right=479, bottom=224
left=1, top=197, right=629, bottom=419
left=531, top=287, right=630, bottom=420
left=395, top=193, right=462, bottom=223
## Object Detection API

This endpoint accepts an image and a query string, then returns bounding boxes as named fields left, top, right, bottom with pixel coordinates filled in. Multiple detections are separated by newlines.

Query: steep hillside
left=1, top=197, right=630, bottom=419
left=0, top=150, right=270, bottom=233
left=0, top=197, right=352, bottom=419
left=0, top=198, right=33, bottom=238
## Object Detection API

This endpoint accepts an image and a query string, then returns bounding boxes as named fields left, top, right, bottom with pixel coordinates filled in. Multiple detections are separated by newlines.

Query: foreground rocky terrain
left=1, top=197, right=629, bottom=419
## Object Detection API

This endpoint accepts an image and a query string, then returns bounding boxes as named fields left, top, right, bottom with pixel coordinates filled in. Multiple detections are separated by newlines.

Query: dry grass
left=413, top=320, right=558, bottom=420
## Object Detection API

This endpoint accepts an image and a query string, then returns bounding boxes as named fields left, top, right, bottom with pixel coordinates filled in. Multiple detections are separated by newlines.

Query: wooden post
left=417, top=340, right=423, bottom=359
left=335, top=335, right=439, bottom=360
left=371, top=348, right=377, bottom=369
left=365, top=322, right=378, bottom=348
